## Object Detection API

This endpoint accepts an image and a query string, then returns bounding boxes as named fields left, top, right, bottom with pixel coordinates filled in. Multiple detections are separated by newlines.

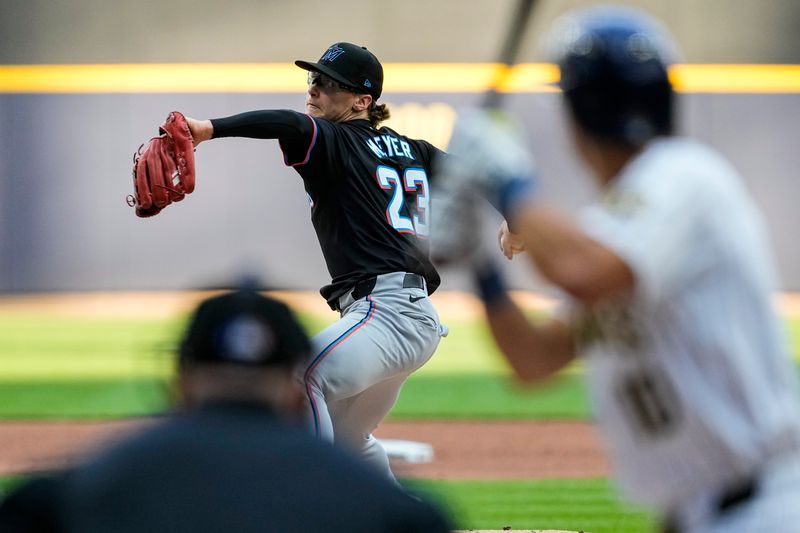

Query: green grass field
left=2, top=304, right=800, bottom=532
left=409, top=479, right=657, bottom=533
left=0, top=311, right=593, bottom=419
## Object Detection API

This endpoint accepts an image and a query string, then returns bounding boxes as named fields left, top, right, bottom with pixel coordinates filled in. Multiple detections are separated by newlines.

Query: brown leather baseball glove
left=128, top=111, right=196, bottom=218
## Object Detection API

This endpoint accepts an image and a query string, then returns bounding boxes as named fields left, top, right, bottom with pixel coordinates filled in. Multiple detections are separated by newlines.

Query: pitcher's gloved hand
left=128, top=111, right=196, bottom=218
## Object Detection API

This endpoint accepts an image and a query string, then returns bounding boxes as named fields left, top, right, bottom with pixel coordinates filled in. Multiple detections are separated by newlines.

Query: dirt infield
left=380, top=421, right=609, bottom=480
left=0, top=419, right=609, bottom=479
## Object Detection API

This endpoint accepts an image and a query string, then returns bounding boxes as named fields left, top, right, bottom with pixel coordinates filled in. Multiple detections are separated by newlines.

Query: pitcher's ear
left=353, top=94, right=373, bottom=113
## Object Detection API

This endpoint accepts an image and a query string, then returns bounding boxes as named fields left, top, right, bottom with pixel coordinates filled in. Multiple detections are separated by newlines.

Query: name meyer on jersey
left=366, top=134, right=415, bottom=160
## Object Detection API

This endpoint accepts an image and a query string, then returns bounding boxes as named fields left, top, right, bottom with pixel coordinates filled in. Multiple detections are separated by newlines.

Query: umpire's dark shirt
left=61, top=401, right=451, bottom=533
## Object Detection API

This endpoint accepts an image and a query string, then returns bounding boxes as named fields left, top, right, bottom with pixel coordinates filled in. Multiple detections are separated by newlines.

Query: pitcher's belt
left=328, top=273, right=426, bottom=311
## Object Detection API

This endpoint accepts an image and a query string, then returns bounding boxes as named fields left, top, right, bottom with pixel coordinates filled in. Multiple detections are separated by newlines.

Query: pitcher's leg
left=331, top=373, right=409, bottom=481
left=304, top=294, right=441, bottom=480
left=304, top=380, right=334, bottom=442
left=304, top=304, right=378, bottom=441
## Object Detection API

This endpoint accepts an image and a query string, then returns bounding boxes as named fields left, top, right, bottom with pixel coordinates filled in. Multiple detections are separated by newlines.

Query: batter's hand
left=439, top=108, right=537, bottom=221
left=498, top=220, right=526, bottom=260
left=430, top=187, right=484, bottom=267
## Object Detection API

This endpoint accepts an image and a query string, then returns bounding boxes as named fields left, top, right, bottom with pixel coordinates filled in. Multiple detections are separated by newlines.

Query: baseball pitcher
left=131, top=43, right=447, bottom=482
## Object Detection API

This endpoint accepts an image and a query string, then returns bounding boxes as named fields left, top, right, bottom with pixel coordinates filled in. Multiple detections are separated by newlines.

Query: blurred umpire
left=432, top=5, right=800, bottom=533
left=2, top=289, right=450, bottom=533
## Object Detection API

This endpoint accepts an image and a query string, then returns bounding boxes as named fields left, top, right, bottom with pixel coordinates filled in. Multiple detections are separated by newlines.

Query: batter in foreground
left=433, top=6, right=800, bottom=533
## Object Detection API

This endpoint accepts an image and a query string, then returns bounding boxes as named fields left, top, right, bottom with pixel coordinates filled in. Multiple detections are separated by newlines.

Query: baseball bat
left=482, top=0, right=538, bottom=109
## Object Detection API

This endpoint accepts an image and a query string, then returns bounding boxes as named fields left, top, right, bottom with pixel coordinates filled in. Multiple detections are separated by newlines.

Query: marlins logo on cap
left=320, top=44, right=347, bottom=63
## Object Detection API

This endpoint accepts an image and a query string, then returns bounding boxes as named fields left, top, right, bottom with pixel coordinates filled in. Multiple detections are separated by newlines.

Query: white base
left=379, top=439, right=434, bottom=464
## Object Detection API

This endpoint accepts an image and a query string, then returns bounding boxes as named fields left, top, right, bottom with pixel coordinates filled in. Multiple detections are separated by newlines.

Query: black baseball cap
left=295, top=42, right=383, bottom=99
left=179, top=290, right=311, bottom=367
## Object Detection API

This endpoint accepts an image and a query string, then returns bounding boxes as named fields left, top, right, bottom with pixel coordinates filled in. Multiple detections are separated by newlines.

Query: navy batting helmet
left=550, top=6, right=678, bottom=146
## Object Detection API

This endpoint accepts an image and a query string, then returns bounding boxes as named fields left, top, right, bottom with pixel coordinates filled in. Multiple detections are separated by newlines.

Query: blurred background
left=3, top=3, right=800, bottom=531
left=2, top=0, right=800, bottom=293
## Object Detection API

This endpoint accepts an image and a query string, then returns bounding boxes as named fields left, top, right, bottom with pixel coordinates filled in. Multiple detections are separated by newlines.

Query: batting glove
left=429, top=185, right=485, bottom=266
left=429, top=184, right=511, bottom=308
left=439, top=108, right=538, bottom=221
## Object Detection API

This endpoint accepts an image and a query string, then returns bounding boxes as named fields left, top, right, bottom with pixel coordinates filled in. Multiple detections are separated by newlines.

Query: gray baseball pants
left=302, top=272, right=445, bottom=480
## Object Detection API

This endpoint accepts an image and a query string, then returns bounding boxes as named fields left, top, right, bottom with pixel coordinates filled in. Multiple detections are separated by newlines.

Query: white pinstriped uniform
left=567, top=137, right=800, bottom=532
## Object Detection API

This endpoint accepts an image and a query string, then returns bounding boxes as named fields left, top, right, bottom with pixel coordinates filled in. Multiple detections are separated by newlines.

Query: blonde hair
left=368, top=101, right=390, bottom=127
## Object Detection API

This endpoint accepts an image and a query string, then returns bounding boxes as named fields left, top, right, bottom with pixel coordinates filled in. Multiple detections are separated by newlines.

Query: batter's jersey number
left=376, top=166, right=430, bottom=238
left=616, top=367, right=681, bottom=437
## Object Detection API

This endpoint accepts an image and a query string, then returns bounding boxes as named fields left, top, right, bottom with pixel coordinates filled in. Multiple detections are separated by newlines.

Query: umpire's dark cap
left=295, top=42, right=383, bottom=99
left=179, top=290, right=311, bottom=367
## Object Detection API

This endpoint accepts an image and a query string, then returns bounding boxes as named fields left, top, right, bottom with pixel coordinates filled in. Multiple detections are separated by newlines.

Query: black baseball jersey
left=211, top=110, right=443, bottom=303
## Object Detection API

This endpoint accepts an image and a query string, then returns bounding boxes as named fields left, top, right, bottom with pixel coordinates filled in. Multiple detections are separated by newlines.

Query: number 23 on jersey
left=376, top=165, right=430, bottom=238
